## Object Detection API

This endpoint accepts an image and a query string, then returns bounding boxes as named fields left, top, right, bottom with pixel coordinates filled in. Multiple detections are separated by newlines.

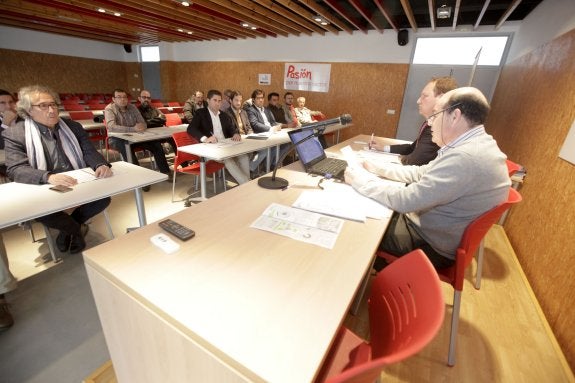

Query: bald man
left=346, top=87, right=510, bottom=269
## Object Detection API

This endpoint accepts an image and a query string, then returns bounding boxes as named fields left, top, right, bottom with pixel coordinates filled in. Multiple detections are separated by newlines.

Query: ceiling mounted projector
left=437, top=5, right=452, bottom=19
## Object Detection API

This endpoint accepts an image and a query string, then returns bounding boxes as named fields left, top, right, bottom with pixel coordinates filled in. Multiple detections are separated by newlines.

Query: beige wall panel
left=161, top=61, right=408, bottom=140
left=0, top=49, right=141, bottom=96
left=488, top=28, right=575, bottom=370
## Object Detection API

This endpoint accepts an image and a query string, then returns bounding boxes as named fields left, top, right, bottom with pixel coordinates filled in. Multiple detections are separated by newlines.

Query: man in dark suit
left=246, top=89, right=289, bottom=171
left=3, top=85, right=113, bottom=254
left=187, top=89, right=250, bottom=184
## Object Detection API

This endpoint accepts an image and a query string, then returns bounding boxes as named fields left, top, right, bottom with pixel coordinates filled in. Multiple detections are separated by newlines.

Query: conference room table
left=83, top=135, right=406, bottom=383
left=179, top=123, right=352, bottom=199
left=107, top=125, right=188, bottom=163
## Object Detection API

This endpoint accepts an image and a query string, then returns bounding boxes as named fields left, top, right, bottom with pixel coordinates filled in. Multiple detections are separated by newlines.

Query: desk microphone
left=257, top=114, right=352, bottom=190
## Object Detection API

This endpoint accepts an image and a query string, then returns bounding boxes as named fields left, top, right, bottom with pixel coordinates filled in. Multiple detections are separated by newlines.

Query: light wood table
left=83, top=136, right=391, bottom=383
left=108, top=125, right=187, bottom=163
left=179, top=123, right=351, bottom=199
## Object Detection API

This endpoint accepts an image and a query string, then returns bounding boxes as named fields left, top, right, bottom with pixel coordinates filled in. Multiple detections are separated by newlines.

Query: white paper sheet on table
left=292, top=181, right=393, bottom=221
left=250, top=203, right=344, bottom=249
left=357, top=149, right=402, bottom=164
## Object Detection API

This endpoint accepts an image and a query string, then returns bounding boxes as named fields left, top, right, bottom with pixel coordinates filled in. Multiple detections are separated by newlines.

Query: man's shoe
left=69, top=235, right=86, bottom=254
left=80, top=223, right=89, bottom=237
left=142, top=185, right=151, bottom=192
left=0, top=297, right=14, bottom=330
left=56, top=231, right=71, bottom=252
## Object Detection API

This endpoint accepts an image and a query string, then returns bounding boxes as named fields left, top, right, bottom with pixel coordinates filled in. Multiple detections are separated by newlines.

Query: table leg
left=133, top=188, right=147, bottom=226
left=266, top=148, right=271, bottom=173
left=200, top=158, right=207, bottom=199
left=124, top=141, right=133, bottom=163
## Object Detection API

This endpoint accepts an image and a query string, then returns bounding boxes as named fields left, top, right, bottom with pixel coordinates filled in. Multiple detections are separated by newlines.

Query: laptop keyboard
left=312, top=158, right=347, bottom=176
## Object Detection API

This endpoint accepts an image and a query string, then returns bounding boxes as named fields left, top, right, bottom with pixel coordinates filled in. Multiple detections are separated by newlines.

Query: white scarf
left=24, top=117, right=86, bottom=170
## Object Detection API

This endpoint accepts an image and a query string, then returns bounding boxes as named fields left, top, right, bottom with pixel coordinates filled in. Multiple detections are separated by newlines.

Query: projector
left=437, top=6, right=452, bottom=19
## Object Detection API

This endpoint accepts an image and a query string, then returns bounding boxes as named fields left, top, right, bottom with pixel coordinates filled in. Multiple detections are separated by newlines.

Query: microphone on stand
left=257, top=114, right=352, bottom=190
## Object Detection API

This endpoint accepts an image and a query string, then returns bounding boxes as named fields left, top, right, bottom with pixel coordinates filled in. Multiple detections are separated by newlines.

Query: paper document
left=292, top=181, right=393, bottom=221
left=215, top=139, right=242, bottom=148
left=358, top=149, right=401, bottom=164
left=250, top=203, right=344, bottom=249
left=61, top=168, right=97, bottom=183
left=340, top=145, right=362, bottom=170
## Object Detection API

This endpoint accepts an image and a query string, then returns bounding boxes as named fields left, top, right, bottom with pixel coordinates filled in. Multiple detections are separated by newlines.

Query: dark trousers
left=380, top=212, right=455, bottom=269
left=36, top=197, right=111, bottom=236
left=108, top=137, right=171, bottom=174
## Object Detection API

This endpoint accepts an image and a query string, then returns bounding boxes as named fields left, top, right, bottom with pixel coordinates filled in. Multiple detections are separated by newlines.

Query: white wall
left=506, top=0, right=575, bottom=63
left=161, top=29, right=411, bottom=63
left=0, top=25, right=137, bottom=62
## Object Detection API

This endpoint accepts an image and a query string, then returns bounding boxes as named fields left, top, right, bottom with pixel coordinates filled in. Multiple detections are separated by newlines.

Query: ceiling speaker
left=123, top=44, right=132, bottom=53
left=397, top=29, right=409, bottom=46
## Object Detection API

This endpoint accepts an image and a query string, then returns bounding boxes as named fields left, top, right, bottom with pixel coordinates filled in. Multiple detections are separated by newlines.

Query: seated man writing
left=3, top=85, right=113, bottom=254
left=345, top=87, right=510, bottom=269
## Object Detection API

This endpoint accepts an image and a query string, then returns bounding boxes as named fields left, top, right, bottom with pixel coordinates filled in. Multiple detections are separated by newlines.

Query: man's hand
left=231, top=133, right=241, bottom=141
left=205, top=135, right=218, bottom=143
left=134, top=122, right=147, bottom=132
left=363, top=160, right=379, bottom=174
left=48, top=173, right=78, bottom=187
left=95, top=165, right=113, bottom=178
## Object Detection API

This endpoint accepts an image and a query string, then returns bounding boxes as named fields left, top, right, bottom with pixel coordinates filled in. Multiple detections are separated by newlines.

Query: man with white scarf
left=3, top=85, right=113, bottom=254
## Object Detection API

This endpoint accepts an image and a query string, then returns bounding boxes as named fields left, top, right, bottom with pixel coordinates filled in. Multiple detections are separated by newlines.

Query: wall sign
left=284, top=63, right=331, bottom=93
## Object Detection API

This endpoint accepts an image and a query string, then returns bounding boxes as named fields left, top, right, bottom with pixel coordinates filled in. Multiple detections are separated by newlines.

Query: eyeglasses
left=31, top=102, right=59, bottom=111
left=114, top=95, right=128, bottom=99
left=427, top=103, right=462, bottom=125
left=140, top=96, right=151, bottom=99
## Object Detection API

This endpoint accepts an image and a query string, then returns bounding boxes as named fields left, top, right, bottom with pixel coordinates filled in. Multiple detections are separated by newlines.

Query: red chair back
left=165, top=113, right=183, bottom=127
left=506, top=159, right=521, bottom=176
left=439, top=187, right=522, bottom=291
left=172, top=131, right=201, bottom=166
left=64, top=103, right=85, bottom=111
left=168, top=101, right=181, bottom=107
left=68, top=111, right=94, bottom=120
left=322, top=250, right=444, bottom=383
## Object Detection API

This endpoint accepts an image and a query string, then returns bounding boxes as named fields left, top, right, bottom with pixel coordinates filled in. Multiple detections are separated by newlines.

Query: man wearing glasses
left=104, top=88, right=172, bottom=185
left=137, top=90, right=165, bottom=128
left=369, top=76, right=458, bottom=165
left=345, top=87, right=510, bottom=269
left=2, top=85, right=115, bottom=327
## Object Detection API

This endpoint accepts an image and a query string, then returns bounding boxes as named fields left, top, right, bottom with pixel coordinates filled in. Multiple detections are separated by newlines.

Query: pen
left=369, top=133, right=374, bottom=150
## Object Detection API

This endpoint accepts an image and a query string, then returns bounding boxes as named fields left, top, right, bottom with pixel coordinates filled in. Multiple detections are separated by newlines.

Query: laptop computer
left=288, top=128, right=347, bottom=180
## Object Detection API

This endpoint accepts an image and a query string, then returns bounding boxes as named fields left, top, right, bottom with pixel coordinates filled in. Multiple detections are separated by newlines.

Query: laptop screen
left=288, top=129, right=326, bottom=167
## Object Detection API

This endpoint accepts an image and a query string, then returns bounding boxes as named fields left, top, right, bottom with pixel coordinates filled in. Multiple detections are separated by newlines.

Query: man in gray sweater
left=345, top=87, right=510, bottom=269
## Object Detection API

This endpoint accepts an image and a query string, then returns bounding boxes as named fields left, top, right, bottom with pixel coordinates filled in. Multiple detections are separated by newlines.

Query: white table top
left=178, top=123, right=350, bottom=161
left=108, top=125, right=187, bottom=143
left=83, top=136, right=389, bottom=383
left=0, top=161, right=166, bottom=230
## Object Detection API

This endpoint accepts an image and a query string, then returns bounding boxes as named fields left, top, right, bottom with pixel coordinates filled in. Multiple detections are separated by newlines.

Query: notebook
left=288, top=128, right=348, bottom=180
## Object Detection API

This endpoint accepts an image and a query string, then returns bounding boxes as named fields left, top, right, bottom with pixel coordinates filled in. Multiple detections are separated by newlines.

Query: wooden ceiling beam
left=495, top=0, right=522, bottom=30
left=373, top=0, right=399, bottom=32
left=252, top=0, right=326, bottom=35
left=427, top=0, right=436, bottom=31
left=474, top=0, right=491, bottom=30
left=399, top=0, right=418, bottom=32
left=324, top=0, right=367, bottom=34
left=349, top=0, right=383, bottom=33
left=452, top=0, right=462, bottom=31
left=297, top=0, right=353, bottom=34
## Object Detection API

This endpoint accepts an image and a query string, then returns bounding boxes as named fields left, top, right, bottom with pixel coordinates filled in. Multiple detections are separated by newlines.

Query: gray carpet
left=0, top=254, right=109, bottom=383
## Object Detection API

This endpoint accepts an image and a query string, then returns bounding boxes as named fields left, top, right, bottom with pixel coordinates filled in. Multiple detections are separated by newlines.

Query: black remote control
left=158, top=219, right=195, bottom=241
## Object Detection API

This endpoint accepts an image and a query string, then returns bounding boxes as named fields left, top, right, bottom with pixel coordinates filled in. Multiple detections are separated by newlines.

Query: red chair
left=316, top=249, right=444, bottom=383
left=152, top=102, right=164, bottom=108
left=68, top=111, right=94, bottom=121
left=171, top=106, right=184, bottom=114
left=63, top=103, right=85, bottom=111
left=171, top=132, right=226, bottom=202
left=165, top=113, right=183, bottom=127
left=376, top=187, right=522, bottom=366
left=87, top=102, right=106, bottom=111
left=167, top=101, right=181, bottom=107
left=506, top=159, right=522, bottom=176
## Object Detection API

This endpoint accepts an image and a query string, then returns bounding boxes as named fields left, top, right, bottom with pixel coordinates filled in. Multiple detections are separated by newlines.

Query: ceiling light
left=312, top=15, right=329, bottom=26
left=177, top=28, right=184, bottom=32
left=97, top=8, right=106, bottom=13
left=437, top=4, right=452, bottom=19
left=181, top=1, right=190, bottom=6
left=114, top=12, right=122, bottom=17
left=241, top=22, right=257, bottom=30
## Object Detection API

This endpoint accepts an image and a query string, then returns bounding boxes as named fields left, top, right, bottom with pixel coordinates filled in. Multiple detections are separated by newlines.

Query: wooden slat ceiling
left=0, top=0, right=544, bottom=46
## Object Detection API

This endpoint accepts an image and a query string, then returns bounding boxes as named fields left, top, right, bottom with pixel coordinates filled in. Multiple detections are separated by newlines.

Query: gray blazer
left=246, top=104, right=277, bottom=133
left=2, top=118, right=109, bottom=184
